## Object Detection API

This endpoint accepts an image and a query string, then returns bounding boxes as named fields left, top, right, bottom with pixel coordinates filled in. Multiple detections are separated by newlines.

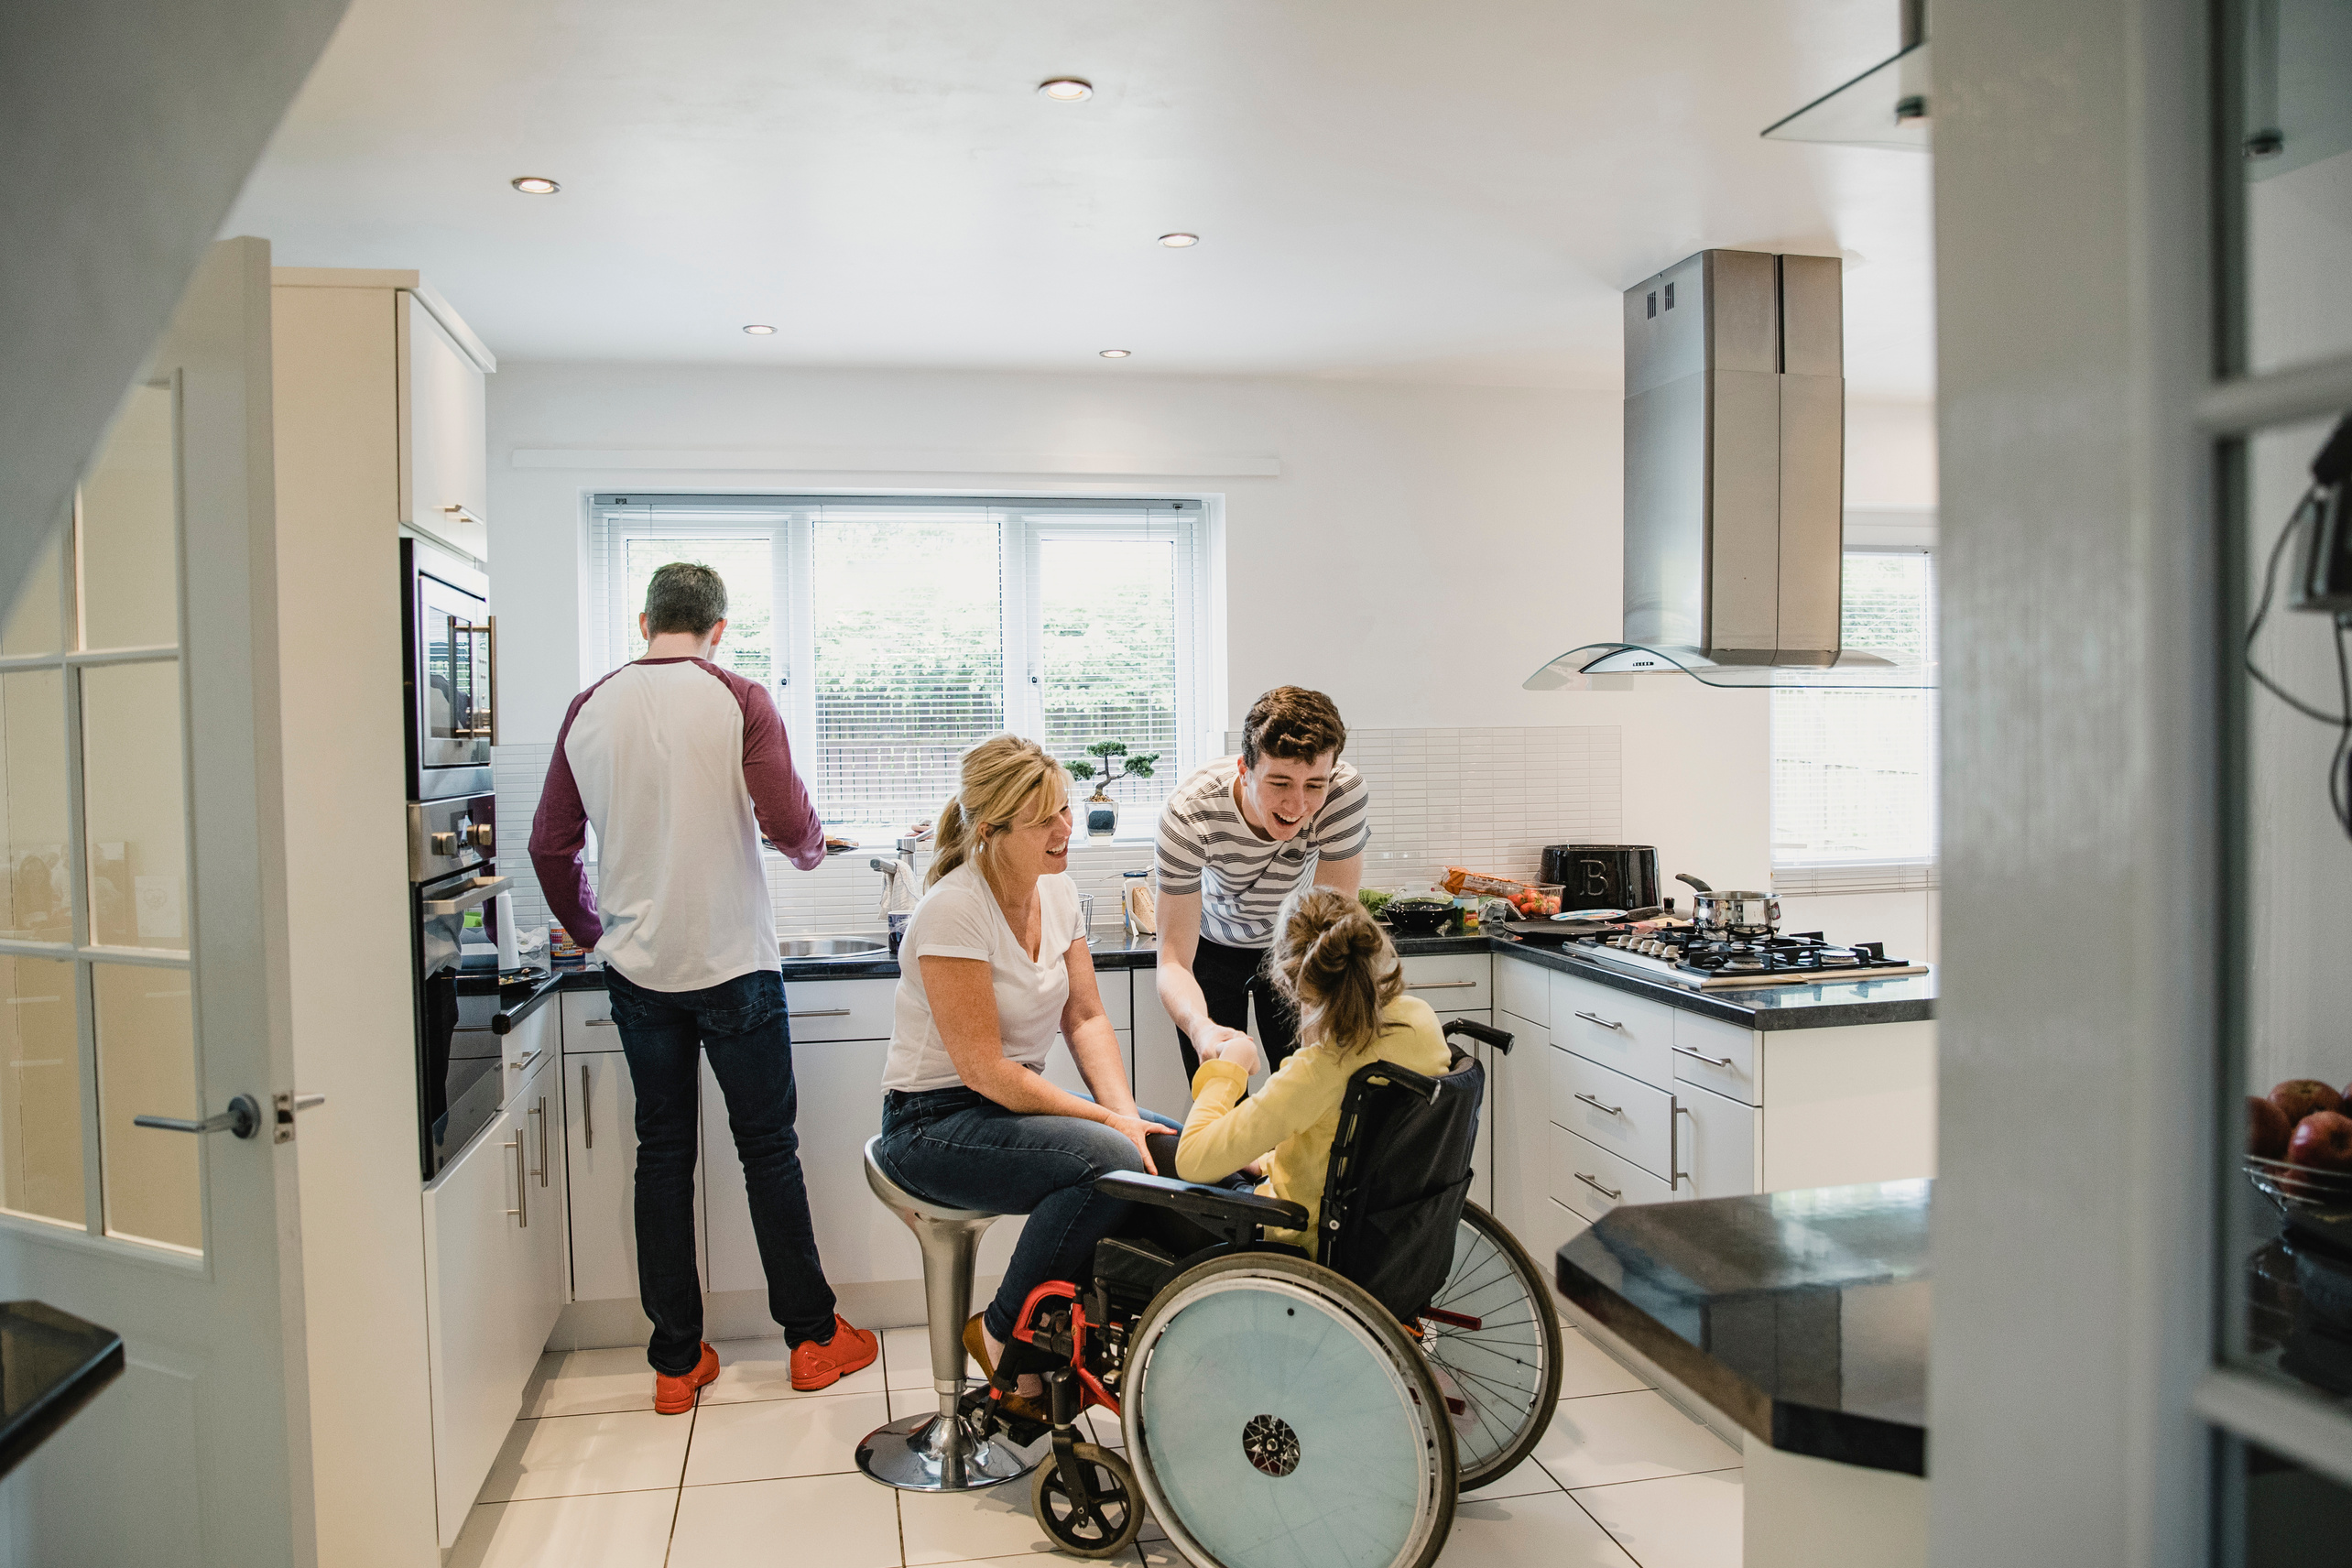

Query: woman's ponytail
left=1269, top=886, right=1403, bottom=1057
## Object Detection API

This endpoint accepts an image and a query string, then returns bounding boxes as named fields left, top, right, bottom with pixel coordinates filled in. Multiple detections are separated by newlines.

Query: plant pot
left=1083, top=787, right=1118, bottom=841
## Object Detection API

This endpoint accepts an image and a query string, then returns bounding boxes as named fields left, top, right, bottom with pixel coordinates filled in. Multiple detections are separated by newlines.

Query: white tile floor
left=451, top=1319, right=1741, bottom=1568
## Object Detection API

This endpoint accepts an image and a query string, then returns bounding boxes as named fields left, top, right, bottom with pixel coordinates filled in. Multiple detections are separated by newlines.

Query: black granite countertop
left=523, top=931, right=1930, bottom=1034
left=1490, top=939, right=1936, bottom=1031
left=0, top=1301, right=123, bottom=1476
left=1555, top=1180, right=1931, bottom=1475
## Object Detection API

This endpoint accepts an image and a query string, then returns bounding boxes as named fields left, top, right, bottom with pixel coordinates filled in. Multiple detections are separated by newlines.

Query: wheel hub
left=1241, top=1413, right=1301, bottom=1477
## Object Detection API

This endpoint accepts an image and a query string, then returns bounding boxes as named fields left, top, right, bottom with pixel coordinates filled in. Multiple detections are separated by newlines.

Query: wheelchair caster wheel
left=1031, top=1442, right=1143, bottom=1559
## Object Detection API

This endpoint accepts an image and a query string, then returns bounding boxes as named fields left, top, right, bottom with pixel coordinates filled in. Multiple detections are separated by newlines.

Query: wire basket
left=2246, top=1154, right=2352, bottom=1217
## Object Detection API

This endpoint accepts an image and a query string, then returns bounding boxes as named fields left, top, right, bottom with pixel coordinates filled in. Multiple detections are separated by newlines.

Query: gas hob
left=1570, top=928, right=1930, bottom=989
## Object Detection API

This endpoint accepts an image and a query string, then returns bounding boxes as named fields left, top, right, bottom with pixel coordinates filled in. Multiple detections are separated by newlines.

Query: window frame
left=1768, top=535, right=1942, bottom=888
left=589, top=495, right=1213, bottom=841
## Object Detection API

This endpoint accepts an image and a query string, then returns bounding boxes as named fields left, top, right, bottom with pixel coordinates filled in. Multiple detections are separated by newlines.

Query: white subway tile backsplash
left=492, top=724, right=1621, bottom=941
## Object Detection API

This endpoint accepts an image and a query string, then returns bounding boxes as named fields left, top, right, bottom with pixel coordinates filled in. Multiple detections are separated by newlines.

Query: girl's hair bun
left=1269, top=886, right=1403, bottom=1056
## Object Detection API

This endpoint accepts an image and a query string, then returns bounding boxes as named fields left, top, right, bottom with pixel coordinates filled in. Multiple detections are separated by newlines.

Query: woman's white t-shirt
left=880, top=862, right=1087, bottom=1094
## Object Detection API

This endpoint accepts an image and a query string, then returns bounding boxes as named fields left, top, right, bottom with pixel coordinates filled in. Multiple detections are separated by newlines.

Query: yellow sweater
left=1174, top=995, right=1454, bottom=1249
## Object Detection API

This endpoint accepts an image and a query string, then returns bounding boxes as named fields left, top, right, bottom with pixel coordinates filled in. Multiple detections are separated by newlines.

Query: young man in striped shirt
left=1153, top=687, right=1370, bottom=1078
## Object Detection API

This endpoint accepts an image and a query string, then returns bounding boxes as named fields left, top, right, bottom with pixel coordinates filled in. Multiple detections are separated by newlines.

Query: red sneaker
left=653, top=1343, right=719, bottom=1414
left=789, top=1315, right=879, bottom=1391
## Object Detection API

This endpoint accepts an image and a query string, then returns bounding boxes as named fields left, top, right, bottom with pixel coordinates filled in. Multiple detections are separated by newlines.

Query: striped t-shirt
left=1155, top=757, right=1371, bottom=949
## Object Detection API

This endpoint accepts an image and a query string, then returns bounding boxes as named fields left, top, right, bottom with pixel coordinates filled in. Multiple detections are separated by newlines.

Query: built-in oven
left=412, top=851, right=511, bottom=1180
left=402, top=537, right=495, bottom=803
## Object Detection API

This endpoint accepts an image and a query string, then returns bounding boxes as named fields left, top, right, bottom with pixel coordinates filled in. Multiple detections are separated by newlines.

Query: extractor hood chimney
left=1607, top=248, right=1867, bottom=671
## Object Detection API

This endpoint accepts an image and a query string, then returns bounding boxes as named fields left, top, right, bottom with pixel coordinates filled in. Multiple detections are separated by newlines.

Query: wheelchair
left=979, top=1018, right=1562, bottom=1568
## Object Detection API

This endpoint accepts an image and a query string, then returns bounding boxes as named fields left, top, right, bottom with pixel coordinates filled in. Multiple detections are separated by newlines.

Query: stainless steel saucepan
left=1673, top=873, right=1779, bottom=932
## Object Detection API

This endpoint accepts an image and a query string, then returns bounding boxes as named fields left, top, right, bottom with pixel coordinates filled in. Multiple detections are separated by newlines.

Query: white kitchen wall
left=486, top=364, right=1788, bottom=901
left=498, top=723, right=1626, bottom=938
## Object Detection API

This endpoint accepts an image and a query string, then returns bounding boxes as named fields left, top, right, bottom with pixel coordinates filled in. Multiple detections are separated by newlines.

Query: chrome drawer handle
left=1573, top=1010, right=1624, bottom=1031
left=506, top=1133, right=528, bottom=1227
left=788, top=1007, right=853, bottom=1018
left=585, top=1018, right=617, bottom=1028
left=1574, top=1171, right=1622, bottom=1202
left=1573, top=1091, right=1624, bottom=1116
left=1672, top=1046, right=1735, bottom=1069
left=508, top=1047, right=541, bottom=1071
left=1405, top=979, right=1478, bottom=990
left=581, top=1064, right=593, bottom=1149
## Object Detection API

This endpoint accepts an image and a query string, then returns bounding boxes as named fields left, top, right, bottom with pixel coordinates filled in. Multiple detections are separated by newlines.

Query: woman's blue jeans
left=875, top=1083, right=1180, bottom=1342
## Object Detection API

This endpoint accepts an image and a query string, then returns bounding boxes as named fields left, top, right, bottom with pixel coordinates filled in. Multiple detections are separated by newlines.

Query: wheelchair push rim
left=1121, top=1252, right=1457, bottom=1568
left=1420, top=1202, right=1563, bottom=1491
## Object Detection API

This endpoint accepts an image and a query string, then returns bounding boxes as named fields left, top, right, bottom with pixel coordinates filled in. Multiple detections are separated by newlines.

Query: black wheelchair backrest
left=1315, top=1038, right=1489, bottom=1320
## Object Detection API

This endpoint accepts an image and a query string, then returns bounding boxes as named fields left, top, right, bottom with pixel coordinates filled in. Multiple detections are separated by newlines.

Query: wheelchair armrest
left=1094, top=1171, right=1312, bottom=1234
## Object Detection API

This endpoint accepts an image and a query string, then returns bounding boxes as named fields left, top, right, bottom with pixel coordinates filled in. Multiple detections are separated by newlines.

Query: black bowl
left=1384, top=899, right=1456, bottom=937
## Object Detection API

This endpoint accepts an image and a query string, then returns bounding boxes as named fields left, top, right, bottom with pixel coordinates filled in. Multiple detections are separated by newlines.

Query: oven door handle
left=423, top=875, right=510, bottom=918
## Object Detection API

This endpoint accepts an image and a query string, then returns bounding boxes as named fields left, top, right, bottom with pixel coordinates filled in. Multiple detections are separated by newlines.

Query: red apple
left=2288, top=1110, right=2352, bottom=1172
left=2271, top=1079, right=2344, bottom=1126
left=2250, top=1095, right=2293, bottom=1160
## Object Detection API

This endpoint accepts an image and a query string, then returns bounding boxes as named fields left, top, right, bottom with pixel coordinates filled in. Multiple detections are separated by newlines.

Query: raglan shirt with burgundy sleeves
left=529, top=658, right=824, bottom=994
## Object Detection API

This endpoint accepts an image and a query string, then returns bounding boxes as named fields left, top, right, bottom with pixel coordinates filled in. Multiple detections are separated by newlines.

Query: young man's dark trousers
left=606, top=966, right=836, bottom=1375
left=1172, top=936, right=1301, bottom=1079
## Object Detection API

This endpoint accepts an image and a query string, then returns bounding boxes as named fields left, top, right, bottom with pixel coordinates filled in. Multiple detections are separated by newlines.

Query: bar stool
left=854, top=1137, right=1037, bottom=1492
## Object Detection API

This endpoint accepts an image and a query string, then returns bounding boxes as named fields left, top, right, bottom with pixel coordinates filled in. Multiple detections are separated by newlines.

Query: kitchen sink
left=779, top=936, right=889, bottom=959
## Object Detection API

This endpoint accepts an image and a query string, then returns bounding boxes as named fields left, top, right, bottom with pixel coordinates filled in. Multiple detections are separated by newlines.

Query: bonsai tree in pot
left=1063, top=741, right=1160, bottom=840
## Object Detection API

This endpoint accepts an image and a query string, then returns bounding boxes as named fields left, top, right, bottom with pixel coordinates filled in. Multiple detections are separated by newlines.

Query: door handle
left=423, top=874, right=510, bottom=917
left=505, top=1133, right=528, bottom=1227
left=1573, top=1171, right=1622, bottom=1202
left=1672, top=1046, right=1736, bottom=1069
left=787, top=1007, right=852, bottom=1019
left=1573, top=1091, right=1623, bottom=1117
left=1671, top=1099, right=1691, bottom=1192
left=531, top=1095, right=549, bottom=1186
left=508, top=1047, right=542, bottom=1073
left=585, top=1018, right=617, bottom=1029
left=136, top=1094, right=261, bottom=1139
left=581, top=1064, right=593, bottom=1149
left=1573, top=1010, right=1624, bottom=1031
left=271, top=1090, right=327, bottom=1144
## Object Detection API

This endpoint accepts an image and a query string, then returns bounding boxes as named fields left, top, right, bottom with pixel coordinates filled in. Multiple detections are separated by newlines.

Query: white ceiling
left=224, top=0, right=1935, bottom=397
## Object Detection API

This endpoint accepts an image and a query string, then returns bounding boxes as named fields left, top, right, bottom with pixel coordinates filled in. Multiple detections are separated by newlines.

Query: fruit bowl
left=2246, top=1154, right=2352, bottom=1218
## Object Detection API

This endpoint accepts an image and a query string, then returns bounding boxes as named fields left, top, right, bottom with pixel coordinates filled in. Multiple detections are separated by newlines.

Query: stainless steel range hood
left=1623, top=248, right=1854, bottom=668
left=1523, top=248, right=1929, bottom=693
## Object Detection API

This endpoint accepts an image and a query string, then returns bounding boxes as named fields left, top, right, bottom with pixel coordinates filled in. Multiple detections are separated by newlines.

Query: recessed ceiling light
left=1099, top=349, right=1131, bottom=358
left=1038, top=78, right=1094, bottom=102
left=1159, top=233, right=1200, bottom=248
left=743, top=324, right=777, bottom=335
left=510, top=176, right=560, bottom=195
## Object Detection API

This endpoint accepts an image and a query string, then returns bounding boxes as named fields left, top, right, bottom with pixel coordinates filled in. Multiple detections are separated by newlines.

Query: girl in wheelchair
left=980, top=885, right=1563, bottom=1566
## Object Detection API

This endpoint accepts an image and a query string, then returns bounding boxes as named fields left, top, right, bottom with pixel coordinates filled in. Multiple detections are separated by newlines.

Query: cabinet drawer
left=561, top=989, right=619, bottom=1052
left=1399, top=953, right=1492, bottom=1010
left=1496, top=953, right=1551, bottom=1027
left=1671, top=1011, right=1759, bottom=1105
left=501, top=1000, right=555, bottom=1099
left=1675, top=1079, right=1758, bottom=1201
left=781, top=977, right=897, bottom=1041
left=1083, top=968, right=1131, bottom=1033
left=1549, top=1047, right=1675, bottom=1180
left=1552, top=971, right=1674, bottom=1088
left=1548, top=1123, right=1673, bottom=1223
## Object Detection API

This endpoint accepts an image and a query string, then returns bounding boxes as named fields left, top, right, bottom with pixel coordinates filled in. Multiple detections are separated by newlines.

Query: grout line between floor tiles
left=1560, top=1463, right=1746, bottom=1493
left=1560, top=1485, right=1647, bottom=1568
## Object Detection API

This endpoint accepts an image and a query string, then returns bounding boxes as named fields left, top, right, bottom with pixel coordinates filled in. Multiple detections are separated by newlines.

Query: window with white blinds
left=591, top=495, right=1209, bottom=839
left=1769, top=550, right=1940, bottom=882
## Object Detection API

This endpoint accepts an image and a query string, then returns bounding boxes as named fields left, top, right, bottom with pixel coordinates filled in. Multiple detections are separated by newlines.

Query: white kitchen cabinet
left=1489, top=1007, right=1553, bottom=1250
left=272, top=268, right=494, bottom=565
left=1132, top=972, right=1194, bottom=1120
left=779, top=976, right=897, bottom=1042
left=562, top=1049, right=706, bottom=1302
left=1672, top=1008, right=1759, bottom=1105
left=1552, top=968, right=1676, bottom=1087
left=561, top=987, right=621, bottom=1051
left=500, top=998, right=556, bottom=1104
left=399, top=292, right=490, bottom=558
left=421, top=1050, right=565, bottom=1549
left=1497, top=953, right=1551, bottom=1027
left=1549, top=1122, right=1673, bottom=1224
left=1551, top=1046, right=1676, bottom=1181
left=1398, top=951, right=1492, bottom=1011
left=1674, top=1078, right=1759, bottom=1200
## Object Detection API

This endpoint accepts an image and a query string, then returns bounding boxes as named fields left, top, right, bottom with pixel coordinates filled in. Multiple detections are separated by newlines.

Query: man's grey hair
left=645, top=561, right=727, bottom=637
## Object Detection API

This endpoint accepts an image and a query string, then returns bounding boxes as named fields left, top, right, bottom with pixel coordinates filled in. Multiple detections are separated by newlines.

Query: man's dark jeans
left=607, top=966, right=836, bottom=1374
left=1174, top=937, right=1300, bottom=1079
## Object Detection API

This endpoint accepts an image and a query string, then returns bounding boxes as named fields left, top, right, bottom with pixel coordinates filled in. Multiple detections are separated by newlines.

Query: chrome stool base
left=856, top=1403, right=1036, bottom=1492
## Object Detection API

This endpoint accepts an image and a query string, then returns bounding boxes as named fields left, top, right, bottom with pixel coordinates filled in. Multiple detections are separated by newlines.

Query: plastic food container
left=1506, top=883, right=1566, bottom=919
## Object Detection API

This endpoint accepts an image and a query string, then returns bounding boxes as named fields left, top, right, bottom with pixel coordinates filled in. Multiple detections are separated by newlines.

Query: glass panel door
left=0, top=375, right=202, bottom=1257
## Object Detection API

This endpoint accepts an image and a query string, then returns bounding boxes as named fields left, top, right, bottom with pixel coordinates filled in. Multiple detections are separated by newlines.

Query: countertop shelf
left=1555, top=1179, right=1932, bottom=1475
left=510, top=930, right=1933, bottom=1030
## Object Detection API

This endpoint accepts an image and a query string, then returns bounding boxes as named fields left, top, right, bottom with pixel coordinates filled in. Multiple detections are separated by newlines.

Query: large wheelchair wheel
left=1420, top=1202, right=1563, bottom=1491
left=1121, top=1251, right=1456, bottom=1568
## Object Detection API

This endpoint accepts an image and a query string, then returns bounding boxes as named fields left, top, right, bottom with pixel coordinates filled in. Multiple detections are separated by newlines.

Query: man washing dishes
left=1153, top=686, right=1369, bottom=1079
left=530, top=561, right=877, bottom=1411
